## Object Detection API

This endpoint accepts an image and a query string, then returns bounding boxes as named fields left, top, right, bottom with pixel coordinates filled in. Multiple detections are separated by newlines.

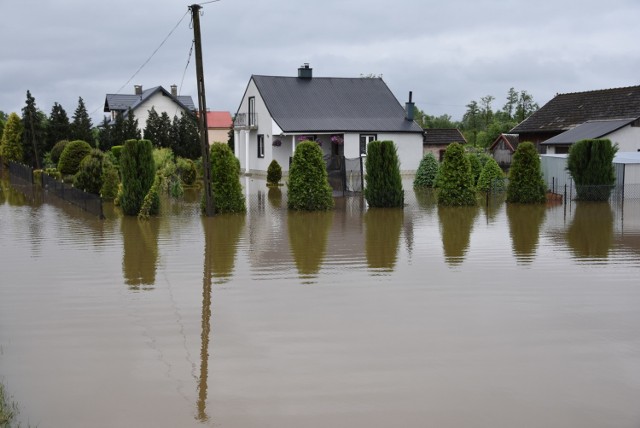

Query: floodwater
left=1, top=174, right=640, bottom=428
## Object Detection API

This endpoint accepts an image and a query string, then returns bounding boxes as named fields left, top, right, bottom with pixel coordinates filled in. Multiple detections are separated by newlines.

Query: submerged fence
left=7, top=161, right=104, bottom=218
left=324, top=155, right=364, bottom=195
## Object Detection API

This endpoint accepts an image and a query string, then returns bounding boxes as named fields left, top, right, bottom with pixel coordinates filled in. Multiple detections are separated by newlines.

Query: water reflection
left=506, top=203, right=546, bottom=264
left=438, top=205, right=479, bottom=266
left=566, top=202, right=614, bottom=259
left=414, top=188, right=437, bottom=214
left=267, top=186, right=283, bottom=209
left=121, top=217, right=160, bottom=289
left=288, top=211, right=333, bottom=280
left=202, top=214, right=246, bottom=282
left=365, top=208, right=403, bottom=271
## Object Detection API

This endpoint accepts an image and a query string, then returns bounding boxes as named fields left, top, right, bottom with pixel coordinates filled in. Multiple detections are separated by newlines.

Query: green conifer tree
left=21, top=90, right=47, bottom=168
left=287, top=141, right=334, bottom=211
left=506, top=142, right=545, bottom=203
left=364, top=140, right=404, bottom=207
left=120, top=139, right=156, bottom=216
left=47, top=102, right=71, bottom=152
left=0, top=112, right=24, bottom=163
left=436, top=142, right=476, bottom=206
left=70, top=97, right=94, bottom=146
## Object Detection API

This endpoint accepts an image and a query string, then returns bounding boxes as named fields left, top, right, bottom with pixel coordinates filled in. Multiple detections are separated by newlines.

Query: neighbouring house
left=542, top=118, right=640, bottom=154
left=103, top=85, right=196, bottom=133
left=510, top=85, right=640, bottom=153
left=489, top=133, right=520, bottom=168
left=422, top=128, right=466, bottom=161
left=233, top=64, right=424, bottom=175
left=205, top=111, right=233, bottom=144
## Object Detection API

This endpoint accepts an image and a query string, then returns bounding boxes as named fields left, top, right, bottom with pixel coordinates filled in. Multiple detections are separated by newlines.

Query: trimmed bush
left=287, top=141, right=334, bottom=211
left=506, top=142, right=545, bottom=204
left=58, top=140, right=92, bottom=176
left=120, top=139, right=156, bottom=216
left=44, top=168, right=62, bottom=181
left=0, top=112, right=23, bottom=163
left=267, top=159, right=282, bottom=186
left=176, top=157, right=197, bottom=185
left=467, top=152, right=483, bottom=186
left=138, top=173, right=161, bottom=219
left=477, top=157, right=505, bottom=192
left=207, top=142, right=246, bottom=214
left=567, top=138, right=618, bottom=201
left=73, top=149, right=105, bottom=195
left=436, top=142, right=476, bottom=206
left=100, top=160, right=120, bottom=201
left=364, top=140, right=404, bottom=208
left=50, top=140, right=69, bottom=165
left=413, top=152, right=439, bottom=188
left=111, top=145, right=123, bottom=161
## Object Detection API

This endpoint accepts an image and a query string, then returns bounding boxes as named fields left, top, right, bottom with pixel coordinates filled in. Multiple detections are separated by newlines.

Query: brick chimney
left=170, top=85, right=178, bottom=97
left=134, top=85, right=143, bottom=95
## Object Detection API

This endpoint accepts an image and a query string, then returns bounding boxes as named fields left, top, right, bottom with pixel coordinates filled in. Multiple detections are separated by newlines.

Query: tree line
left=413, top=87, right=539, bottom=148
left=0, top=90, right=201, bottom=168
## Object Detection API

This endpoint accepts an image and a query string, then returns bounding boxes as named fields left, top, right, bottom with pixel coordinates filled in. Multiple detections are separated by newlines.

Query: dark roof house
left=233, top=64, right=424, bottom=176
left=104, top=85, right=196, bottom=133
left=511, top=85, right=640, bottom=151
left=422, top=128, right=467, bottom=160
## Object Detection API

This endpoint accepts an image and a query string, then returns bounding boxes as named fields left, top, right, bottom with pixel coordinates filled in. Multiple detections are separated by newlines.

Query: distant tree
left=462, top=100, right=481, bottom=146
left=567, top=139, right=618, bottom=201
left=413, top=152, right=439, bottom=188
left=122, top=108, right=141, bottom=142
left=287, top=140, right=334, bottom=211
left=207, top=142, right=246, bottom=214
left=0, top=112, right=24, bottom=163
left=364, top=140, right=404, bottom=208
left=47, top=102, right=71, bottom=152
left=436, top=142, right=476, bottom=206
left=227, top=116, right=235, bottom=152
left=515, top=90, right=539, bottom=122
left=502, top=87, right=519, bottom=120
left=70, top=97, right=94, bottom=146
left=21, top=90, right=47, bottom=168
left=480, top=95, right=495, bottom=128
left=143, top=107, right=171, bottom=148
left=0, top=110, right=8, bottom=140
left=506, top=142, right=545, bottom=203
left=97, top=117, right=114, bottom=151
left=467, top=152, right=483, bottom=186
left=414, top=106, right=459, bottom=129
left=173, top=112, right=200, bottom=159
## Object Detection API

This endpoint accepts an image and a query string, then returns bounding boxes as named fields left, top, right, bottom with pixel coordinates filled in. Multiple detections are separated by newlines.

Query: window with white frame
left=359, top=134, right=377, bottom=155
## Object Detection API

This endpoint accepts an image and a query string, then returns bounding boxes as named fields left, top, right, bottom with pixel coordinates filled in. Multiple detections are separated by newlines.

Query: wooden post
left=190, top=4, right=214, bottom=216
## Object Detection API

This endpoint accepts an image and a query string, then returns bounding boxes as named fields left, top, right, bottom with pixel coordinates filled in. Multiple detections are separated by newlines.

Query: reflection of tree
left=365, top=208, right=403, bottom=271
left=506, top=203, right=546, bottom=264
left=438, top=205, right=479, bottom=266
left=482, top=193, right=506, bottom=224
left=202, top=214, right=245, bottom=282
left=267, top=186, right=282, bottom=209
left=121, top=217, right=160, bottom=289
left=566, top=202, right=613, bottom=259
left=414, top=188, right=437, bottom=214
left=288, top=211, right=333, bottom=279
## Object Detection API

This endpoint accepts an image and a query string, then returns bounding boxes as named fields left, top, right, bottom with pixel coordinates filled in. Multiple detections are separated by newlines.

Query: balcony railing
left=234, top=113, right=258, bottom=129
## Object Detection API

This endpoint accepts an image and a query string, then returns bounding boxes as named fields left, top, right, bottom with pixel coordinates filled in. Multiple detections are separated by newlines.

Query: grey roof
left=104, top=86, right=195, bottom=113
left=541, top=118, right=636, bottom=145
left=249, top=75, right=423, bottom=133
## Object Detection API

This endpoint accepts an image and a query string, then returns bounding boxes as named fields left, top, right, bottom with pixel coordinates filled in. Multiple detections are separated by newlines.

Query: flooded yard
left=1, top=175, right=640, bottom=427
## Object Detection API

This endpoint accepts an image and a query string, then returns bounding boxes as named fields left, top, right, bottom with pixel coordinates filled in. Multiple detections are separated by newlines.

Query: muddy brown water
left=1, top=176, right=640, bottom=427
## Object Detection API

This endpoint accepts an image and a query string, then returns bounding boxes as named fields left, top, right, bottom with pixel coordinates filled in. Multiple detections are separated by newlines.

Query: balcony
left=234, top=113, right=258, bottom=129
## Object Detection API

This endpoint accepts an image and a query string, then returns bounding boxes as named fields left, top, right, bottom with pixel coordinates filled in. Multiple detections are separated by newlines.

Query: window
left=359, top=134, right=377, bottom=155
left=248, top=97, right=256, bottom=127
left=257, top=134, right=264, bottom=158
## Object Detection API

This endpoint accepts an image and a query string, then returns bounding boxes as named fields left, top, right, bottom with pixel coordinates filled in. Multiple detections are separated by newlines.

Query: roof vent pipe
left=405, top=91, right=415, bottom=121
left=170, top=84, right=178, bottom=97
left=298, top=63, right=313, bottom=79
left=134, top=85, right=143, bottom=95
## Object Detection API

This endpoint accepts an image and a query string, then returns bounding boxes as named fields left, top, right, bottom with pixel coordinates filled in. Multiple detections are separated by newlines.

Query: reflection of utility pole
left=189, top=4, right=214, bottom=216
left=197, top=217, right=213, bottom=421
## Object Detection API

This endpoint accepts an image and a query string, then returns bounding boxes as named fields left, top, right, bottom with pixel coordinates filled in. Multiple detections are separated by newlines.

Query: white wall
left=133, top=91, right=188, bottom=134
left=378, top=133, right=423, bottom=173
left=607, top=125, right=640, bottom=152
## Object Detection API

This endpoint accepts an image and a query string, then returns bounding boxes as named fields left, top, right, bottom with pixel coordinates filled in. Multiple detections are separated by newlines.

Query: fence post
left=360, top=155, right=365, bottom=192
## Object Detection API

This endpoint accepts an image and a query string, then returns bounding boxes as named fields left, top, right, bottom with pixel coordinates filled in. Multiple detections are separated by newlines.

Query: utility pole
left=190, top=3, right=214, bottom=216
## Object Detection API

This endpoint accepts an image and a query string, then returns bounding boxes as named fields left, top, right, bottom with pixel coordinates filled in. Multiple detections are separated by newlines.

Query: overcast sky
left=2, top=0, right=639, bottom=125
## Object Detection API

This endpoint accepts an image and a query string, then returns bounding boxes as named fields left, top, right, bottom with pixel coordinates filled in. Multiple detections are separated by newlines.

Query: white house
left=103, top=85, right=196, bottom=133
left=233, top=65, right=424, bottom=175
left=542, top=118, right=640, bottom=154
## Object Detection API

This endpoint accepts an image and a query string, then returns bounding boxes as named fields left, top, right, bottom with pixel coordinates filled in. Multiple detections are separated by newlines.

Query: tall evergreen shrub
left=208, top=142, right=246, bottom=214
left=467, top=152, right=483, bottom=185
left=287, top=141, right=334, bottom=211
left=477, top=157, right=505, bottom=192
left=0, top=112, right=23, bottom=163
left=120, top=139, right=156, bottom=216
left=267, top=159, right=282, bottom=186
left=506, top=142, right=545, bottom=203
left=567, top=138, right=618, bottom=201
left=436, top=142, right=476, bottom=206
left=413, top=152, right=439, bottom=188
left=58, top=140, right=92, bottom=176
left=364, top=140, right=404, bottom=208
left=73, top=149, right=105, bottom=194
